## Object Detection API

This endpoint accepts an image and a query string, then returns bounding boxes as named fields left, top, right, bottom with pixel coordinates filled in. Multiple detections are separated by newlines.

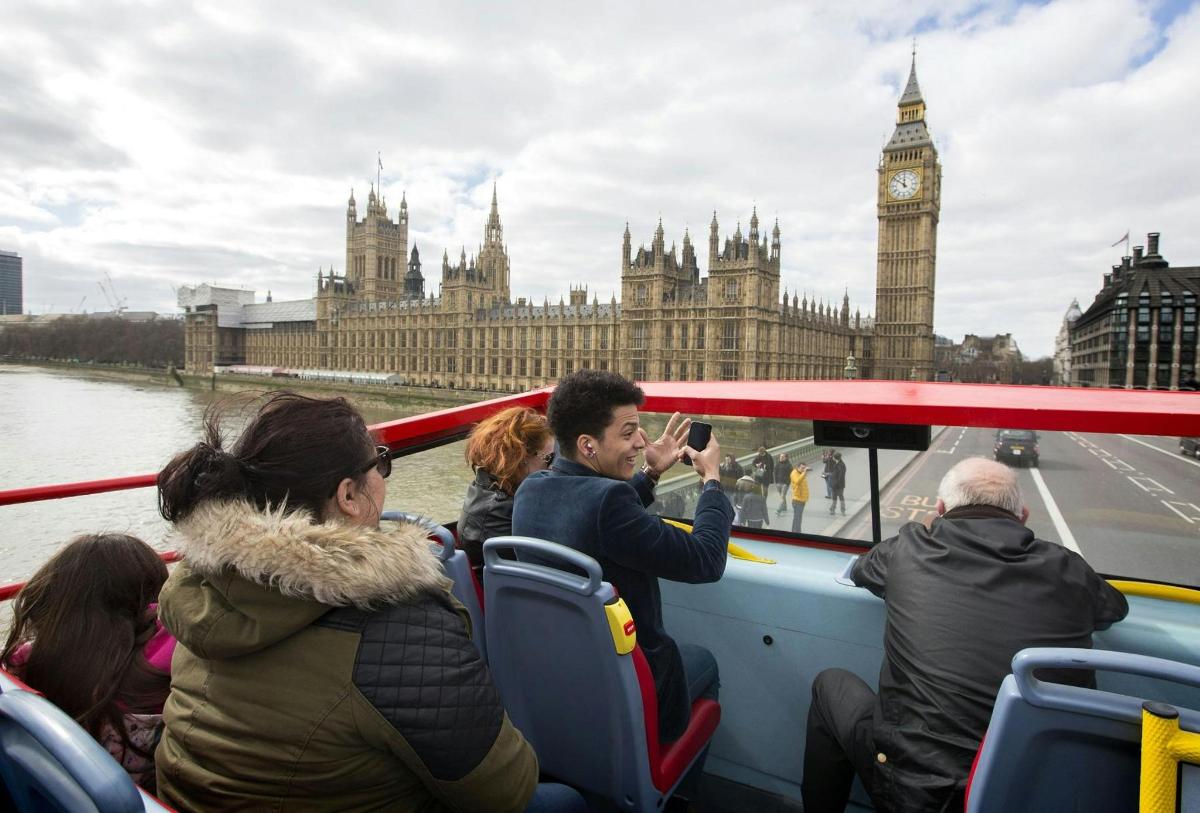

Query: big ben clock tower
left=873, top=53, right=940, bottom=381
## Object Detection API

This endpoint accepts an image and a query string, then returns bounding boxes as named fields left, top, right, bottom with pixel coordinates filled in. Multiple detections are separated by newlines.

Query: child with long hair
left=458, top=406, right=554, bottom=579
left=1, top=533, right=175, bottom=792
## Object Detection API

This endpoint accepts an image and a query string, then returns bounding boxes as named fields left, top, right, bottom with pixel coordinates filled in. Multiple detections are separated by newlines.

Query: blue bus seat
left=381, top=511, right=486, bottom=662
left=966, top=647, right=1200, bottom=813
left=482, top=536, right=720, bottom=812
left=0, top=687, right=172, bottom=812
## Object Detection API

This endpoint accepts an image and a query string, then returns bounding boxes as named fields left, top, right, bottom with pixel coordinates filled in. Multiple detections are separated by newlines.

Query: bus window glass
left=635, top=415, right=1198, bottom=587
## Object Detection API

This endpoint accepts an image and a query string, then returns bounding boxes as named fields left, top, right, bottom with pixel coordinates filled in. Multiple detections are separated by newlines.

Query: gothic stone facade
left=181, top=59, right=946, bottom=388
left=182, top=189, right=866, bottom=391
left=873, top=57, right=941, bottom=381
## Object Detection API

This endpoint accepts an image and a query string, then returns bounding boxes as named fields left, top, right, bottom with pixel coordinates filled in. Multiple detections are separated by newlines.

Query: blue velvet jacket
left=512, top=456, right=733, bottom=742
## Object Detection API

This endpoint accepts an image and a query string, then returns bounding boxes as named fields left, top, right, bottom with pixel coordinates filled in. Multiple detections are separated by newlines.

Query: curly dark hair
left=548, top=369, right=644, bottom=460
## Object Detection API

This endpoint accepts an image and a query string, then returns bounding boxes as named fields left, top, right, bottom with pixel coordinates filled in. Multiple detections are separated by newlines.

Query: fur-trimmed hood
left=170, top=499, right=447, bottom=609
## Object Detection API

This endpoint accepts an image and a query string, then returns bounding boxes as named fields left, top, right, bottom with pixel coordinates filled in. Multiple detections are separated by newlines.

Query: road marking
left=1087, top=447, right=1111, bottom=458
left=936, top=427, right=965, bottom=455
left=1118, top=434, right=1200, bottom=470
left=1101, top=458, right=1135, bottom=472
left=1029, top=468, right=1081, bottom=554
left=1128, top=476, right=1174, bottom=495
left=1161, top=501, right=1200, bottom=524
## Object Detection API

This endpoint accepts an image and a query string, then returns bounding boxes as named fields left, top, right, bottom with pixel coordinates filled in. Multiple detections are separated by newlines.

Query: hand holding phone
left=682, top=421, right=712, bottom=466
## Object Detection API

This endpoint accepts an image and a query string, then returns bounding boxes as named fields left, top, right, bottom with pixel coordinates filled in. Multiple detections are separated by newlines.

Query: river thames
left=0, top=364, right=481, bottom=583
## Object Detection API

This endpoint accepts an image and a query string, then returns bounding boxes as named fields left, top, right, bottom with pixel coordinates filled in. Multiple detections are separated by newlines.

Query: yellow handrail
left=1109, top=580, right=1200, bottom=606
left=1139, top=702, right=1200, bottom=812
left=662, top=518, right=777, bottom=564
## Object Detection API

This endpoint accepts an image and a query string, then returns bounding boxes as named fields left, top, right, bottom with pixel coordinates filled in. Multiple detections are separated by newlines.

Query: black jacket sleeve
left=851, top=535, right=897, bottom=598
left=1090, top=572, right=1130, bottom=630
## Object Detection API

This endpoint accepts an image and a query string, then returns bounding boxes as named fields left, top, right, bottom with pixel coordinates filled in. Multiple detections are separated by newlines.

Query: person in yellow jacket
left=790, top=463, right=811, bottom=534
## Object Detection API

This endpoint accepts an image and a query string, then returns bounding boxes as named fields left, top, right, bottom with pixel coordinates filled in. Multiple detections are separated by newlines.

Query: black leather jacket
left=852, top=505, right=1129, bottom=812
left=457, top=469, right=514, bottom=578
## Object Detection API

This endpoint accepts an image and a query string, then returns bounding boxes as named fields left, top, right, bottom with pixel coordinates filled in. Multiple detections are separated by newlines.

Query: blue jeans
left=675, top=643, right=720, bottom=800
left=525, top=782, right=590, bottom=812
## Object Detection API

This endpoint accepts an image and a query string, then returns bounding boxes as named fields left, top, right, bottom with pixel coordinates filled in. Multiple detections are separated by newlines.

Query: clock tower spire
left=871, top=51, right=941, bottom=381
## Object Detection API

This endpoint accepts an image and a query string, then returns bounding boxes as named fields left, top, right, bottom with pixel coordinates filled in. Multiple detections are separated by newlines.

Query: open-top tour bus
left=1, top=380, right=1198, bottom=812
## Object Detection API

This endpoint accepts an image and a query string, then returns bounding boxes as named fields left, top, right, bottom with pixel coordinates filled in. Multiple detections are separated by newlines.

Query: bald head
left=937, top=457, right=1025, bottom=518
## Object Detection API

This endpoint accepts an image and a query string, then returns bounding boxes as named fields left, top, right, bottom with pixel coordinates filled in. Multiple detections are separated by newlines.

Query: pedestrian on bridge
left=774, top=453, right=793, bottom=515
left=789, top=463, right=810, bottom=533
left=720, top=454, right=744, bottom=492
left=820, top=449, right=835, bottom=501
left=735, top=476, right=769, bottom=529
left=829, top=452, right=847, bottom=516
left=752, top=446, right=775, bottom=494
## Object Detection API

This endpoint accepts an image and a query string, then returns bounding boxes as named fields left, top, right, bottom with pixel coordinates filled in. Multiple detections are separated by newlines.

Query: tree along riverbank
left=0, top=317, right=182, bottom=367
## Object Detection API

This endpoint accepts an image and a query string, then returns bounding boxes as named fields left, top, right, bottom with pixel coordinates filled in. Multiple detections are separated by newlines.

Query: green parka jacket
left=155, top=499, right=538, bottom=812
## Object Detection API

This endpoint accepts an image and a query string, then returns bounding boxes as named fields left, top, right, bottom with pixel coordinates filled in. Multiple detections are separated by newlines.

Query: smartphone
left=682, top=421, right=712, bottom=466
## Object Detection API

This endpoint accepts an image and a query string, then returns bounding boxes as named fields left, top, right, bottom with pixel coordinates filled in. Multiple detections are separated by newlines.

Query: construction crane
left=96, top=273, right=127, bottom=315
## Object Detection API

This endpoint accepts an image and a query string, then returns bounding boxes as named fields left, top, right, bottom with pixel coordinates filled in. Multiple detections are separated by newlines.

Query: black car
left=1181, top=437, right=1200, bottom=458
left=994, top=429, right=1039, bottom=467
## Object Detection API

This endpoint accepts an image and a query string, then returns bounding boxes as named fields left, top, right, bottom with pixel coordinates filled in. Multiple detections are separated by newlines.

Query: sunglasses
left=359, top=445, right=394, bottom=479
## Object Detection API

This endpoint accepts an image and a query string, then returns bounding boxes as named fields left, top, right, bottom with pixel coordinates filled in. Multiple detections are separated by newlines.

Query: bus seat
left=965, top=647, right=1200, bottom=813
left=0, top=688, right=155, bottom=813
left=482, top=536, right=720, bottom=813
left=0, top=669, right=36, bottom=695
left=382, top=511, right=486, bottom=662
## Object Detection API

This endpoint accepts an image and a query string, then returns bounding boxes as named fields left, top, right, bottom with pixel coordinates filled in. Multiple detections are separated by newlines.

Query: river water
left=0, top=365, right=478, bottom=583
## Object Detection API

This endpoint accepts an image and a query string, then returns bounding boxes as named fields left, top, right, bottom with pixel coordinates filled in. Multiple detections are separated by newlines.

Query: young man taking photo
left=512, top=370, right=732, bottom=769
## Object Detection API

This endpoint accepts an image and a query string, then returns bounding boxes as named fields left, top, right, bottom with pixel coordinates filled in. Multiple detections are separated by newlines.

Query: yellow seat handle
left=604, top=598, right=637, bottom=655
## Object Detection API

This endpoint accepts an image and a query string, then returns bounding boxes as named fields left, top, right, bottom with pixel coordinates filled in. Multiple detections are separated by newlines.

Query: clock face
left=888, top=169, right=920, bottom=200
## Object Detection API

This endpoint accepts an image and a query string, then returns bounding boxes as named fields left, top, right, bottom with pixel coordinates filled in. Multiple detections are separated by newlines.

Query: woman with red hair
left=458, top=406, right=555, bottom=579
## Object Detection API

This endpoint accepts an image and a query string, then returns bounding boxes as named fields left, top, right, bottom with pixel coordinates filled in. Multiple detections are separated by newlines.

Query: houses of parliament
left=180, top=59, right=941, bottom=388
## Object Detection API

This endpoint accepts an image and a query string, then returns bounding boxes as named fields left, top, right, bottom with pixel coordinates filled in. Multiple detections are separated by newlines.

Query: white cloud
left=0, top=0, right=1197, bottom=355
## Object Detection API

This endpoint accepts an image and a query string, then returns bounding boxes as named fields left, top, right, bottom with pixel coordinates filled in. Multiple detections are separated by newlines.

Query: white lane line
left=1087, top=447, right=1112, bottom=458
left=1161, top=501, right=1200, bottom=524
left=936, top=427, right=963, bottom=455
left=1102, top=458, right=1135, bottom=472
left=1128, top=476, right=1174, bottom=495
left=1029, top=468, right=1082, bottom=554
left=1118, top=434, right=1200, bottom=470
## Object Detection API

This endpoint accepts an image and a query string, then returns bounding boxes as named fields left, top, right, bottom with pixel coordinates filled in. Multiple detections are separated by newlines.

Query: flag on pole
left=1110, top=230, right=1129, bottom=248
left=378, top=152, right=383, bottom=172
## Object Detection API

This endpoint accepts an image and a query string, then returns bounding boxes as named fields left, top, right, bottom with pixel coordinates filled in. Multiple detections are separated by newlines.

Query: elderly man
left=801, top=457, right=1128, bottom=813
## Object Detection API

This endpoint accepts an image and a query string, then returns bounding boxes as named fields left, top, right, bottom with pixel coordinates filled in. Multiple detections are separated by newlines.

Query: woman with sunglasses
left=153, top=392, right=581, bottom=812
left=459, top=406, right=554, bottom=581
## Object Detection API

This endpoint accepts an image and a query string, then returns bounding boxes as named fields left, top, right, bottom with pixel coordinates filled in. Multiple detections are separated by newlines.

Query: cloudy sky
left=2, top=0, right=1197, bottom=357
